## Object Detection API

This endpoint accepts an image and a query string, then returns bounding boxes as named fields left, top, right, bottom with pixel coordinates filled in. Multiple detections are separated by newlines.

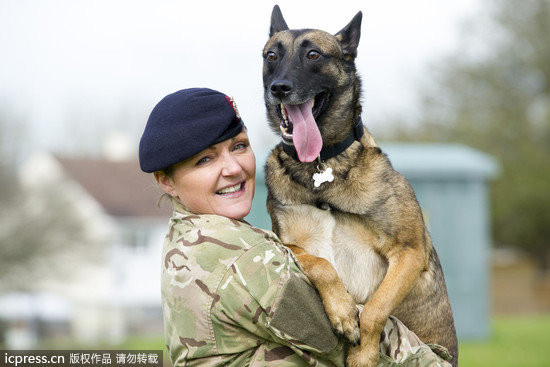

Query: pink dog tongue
left=284, top=100, right=322, bottom=162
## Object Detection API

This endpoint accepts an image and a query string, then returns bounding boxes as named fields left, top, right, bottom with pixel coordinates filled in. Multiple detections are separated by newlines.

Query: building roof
left=56, top=156, right=172, bottom=218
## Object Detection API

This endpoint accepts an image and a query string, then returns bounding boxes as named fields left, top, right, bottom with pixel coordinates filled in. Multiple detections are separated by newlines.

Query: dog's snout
left=270, top=80, right=293, bottom=98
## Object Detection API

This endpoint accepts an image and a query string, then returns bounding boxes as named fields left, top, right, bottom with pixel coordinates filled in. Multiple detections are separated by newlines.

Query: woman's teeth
left=217, top=183, right=243, bottom=195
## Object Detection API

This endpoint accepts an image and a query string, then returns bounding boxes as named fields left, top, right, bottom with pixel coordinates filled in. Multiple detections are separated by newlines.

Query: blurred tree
left=0, top=106, right=97, bottom=291
left=391, top=0, right=550, bottom=270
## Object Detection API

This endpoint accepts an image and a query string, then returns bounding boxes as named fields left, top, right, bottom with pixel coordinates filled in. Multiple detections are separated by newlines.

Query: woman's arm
left=213, top=240, right=346, bottom=366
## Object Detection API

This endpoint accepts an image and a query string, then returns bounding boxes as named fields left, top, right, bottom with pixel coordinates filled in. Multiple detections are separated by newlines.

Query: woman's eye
left=266, top=51, right=278, bottom=61
left=233, top=142, right=247, bottom=151
left=196, top=156, right=212, bottom=166
left=307, top=50, right=320, bottom=60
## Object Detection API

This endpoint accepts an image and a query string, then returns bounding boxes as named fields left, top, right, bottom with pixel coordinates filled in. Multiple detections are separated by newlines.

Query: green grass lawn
left=459, top=314, right=550, bottom=367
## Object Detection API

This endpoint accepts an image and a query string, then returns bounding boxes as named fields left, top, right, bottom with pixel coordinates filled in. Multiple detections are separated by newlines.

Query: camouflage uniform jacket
left=162, top=201, right=452, bottom=366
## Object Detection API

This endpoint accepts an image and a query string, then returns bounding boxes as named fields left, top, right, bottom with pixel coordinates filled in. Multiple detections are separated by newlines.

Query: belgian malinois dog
left=262, top=6, right=458, bottom=366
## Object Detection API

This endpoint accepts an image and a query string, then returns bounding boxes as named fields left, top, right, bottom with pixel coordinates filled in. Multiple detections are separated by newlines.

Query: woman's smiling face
left=156, top=131, right=256, bottom=220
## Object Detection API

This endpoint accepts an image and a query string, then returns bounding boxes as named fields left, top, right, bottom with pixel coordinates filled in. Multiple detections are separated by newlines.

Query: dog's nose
left=270, top=80, right=293, bottom=98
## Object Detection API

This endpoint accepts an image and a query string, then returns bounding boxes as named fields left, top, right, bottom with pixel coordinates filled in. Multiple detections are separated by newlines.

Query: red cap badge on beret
left=225, top=95, right=241, bottom=121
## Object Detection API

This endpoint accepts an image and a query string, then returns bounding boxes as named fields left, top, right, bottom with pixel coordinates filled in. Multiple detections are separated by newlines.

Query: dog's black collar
left=281, top=116, right=364, bottom=162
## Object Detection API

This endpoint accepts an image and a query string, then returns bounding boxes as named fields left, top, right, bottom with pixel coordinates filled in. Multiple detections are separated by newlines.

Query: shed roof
left=56, top=156, right=171, bottom=218
left=381, top=143, right=499, bottom=180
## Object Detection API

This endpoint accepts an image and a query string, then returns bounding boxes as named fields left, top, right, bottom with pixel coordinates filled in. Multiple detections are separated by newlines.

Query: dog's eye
left=266, top=52, right=278, bottom=62
left=307, top=50, right=321, bottom=60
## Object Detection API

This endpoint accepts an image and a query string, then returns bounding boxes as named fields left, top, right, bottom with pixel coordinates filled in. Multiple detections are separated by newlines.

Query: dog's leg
left=286, top=244, right=360, bottom=344
left=346, top=247, right=425, bottom=367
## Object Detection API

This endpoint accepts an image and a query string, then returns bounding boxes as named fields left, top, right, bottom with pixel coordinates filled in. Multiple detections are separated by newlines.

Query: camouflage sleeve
left=212, top=239, right=346, bottom=366
left=377, top=315, right=453, bottom=366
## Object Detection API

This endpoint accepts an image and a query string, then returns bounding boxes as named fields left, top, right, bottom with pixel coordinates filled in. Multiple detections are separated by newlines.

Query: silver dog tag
left=313, top=159, right=334, bottom=187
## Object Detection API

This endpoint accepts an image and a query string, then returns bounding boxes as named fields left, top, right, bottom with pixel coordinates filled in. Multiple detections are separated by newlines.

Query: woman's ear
left=154, top=171, right=176, bottom=197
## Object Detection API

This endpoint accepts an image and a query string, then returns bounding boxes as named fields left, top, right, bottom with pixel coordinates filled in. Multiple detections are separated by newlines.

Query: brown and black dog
left=262, top=6, right=458, bottom=366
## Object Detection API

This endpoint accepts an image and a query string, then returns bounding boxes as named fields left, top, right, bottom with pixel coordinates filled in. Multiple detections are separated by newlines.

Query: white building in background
left=1, top=138, right=171, bottom=347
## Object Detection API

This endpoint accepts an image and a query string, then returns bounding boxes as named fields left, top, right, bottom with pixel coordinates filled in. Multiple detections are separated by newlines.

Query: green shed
left=246, top=143, right=499, bottom=341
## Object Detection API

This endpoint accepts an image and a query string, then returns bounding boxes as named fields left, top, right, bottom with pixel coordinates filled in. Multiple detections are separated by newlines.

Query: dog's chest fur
left=333, top=214, right=390, bottom=304
left=268, top=143, right=395, bottom=304
left=274, top=203, right=388, bottom=304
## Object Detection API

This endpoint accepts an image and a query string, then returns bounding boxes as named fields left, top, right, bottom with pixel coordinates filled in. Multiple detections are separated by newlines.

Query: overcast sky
left=0, top=0, right=480, bottom=160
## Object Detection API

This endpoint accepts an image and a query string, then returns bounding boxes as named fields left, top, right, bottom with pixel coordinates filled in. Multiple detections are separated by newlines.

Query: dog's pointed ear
left=335, top=11, right=362, bottom=60
left=270, top=5, right=289, bottom=37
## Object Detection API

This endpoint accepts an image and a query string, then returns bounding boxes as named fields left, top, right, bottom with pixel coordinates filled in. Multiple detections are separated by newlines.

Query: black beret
left=139, top=88, right=244, bottom=173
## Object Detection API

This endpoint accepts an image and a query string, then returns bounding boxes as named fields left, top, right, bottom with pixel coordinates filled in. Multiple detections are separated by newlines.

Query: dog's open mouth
left=276, top=92, right=328, bottom=162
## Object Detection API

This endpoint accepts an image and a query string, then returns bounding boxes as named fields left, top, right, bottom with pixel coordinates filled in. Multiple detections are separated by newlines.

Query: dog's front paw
left=346, top=343, right=380, bottom=367
left=323, top=289, right=360, bottom=344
